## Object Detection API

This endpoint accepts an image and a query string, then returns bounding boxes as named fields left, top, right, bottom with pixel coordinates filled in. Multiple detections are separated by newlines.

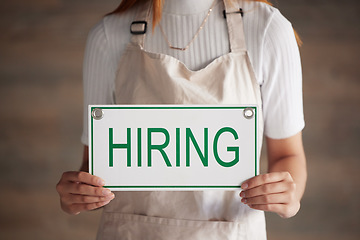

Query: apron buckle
left=223, top=8, right=244, bottom=18
left=130, top=21, right=147, bottom=35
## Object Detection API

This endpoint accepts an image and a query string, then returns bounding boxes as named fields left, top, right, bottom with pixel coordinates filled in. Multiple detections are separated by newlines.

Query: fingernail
left=241, top=183, right=248, bottom=190
left=242, top=198, right=247, bottom=204
left=240, top=191, right=245, bottom=198
left=102, top=189, right=112, bottom=196
left=98, top=179, right=105, bottom=186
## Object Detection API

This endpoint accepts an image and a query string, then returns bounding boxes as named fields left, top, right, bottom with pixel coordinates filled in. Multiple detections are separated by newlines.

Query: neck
left=162, top=0, right=218, bottom=15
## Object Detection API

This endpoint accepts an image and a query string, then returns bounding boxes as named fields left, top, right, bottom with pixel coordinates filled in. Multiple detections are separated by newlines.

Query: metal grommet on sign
left=92, top=108, right=104, bottom=120
left=243, top=108, right=254, bottom=119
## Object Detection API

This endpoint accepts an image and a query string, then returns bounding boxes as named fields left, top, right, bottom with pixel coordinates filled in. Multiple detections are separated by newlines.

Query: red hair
left=110, top=0, right=302, bottom=46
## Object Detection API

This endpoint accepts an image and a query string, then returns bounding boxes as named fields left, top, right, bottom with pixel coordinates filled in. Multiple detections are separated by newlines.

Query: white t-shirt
left=81, top=0, right=304, bottom=144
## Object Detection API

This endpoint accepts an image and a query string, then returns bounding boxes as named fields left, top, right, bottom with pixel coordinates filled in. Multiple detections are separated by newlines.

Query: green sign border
left=90, top=106, right=258, bottom=189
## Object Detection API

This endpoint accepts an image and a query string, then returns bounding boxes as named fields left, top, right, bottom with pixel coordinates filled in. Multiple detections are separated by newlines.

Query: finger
left=62, top=171, right=105, bottom=187
left=248, top=203, right=299, bottom=219
left=66, top=182, right=113, bottom=197
left=240, top=181, right=295, bottom=198
left=69, top=200, right=112, bottom=214
left=242, top=192, right=290, bottom=205
left=247, top=203, right=286, bottom=214
left=62, top=192, right=115, bottom=204
left=241, top=172, right=292, bottom=190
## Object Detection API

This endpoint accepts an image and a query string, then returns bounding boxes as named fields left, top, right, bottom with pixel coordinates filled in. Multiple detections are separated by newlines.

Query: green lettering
left=137, top=128, right=142, bottom=167
left=147, top=128, right=171, bottom=167
left=186, top=128, right=208, bottom=167
left=109, top=128, right=131, bottom=167
left=213, top=127, right=239, bottom=167
left=176, top=128, right=181, bottom=167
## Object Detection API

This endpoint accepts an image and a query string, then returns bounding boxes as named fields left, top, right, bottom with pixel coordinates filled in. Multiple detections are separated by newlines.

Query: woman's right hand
left=56, top=171, right=115, bottom=215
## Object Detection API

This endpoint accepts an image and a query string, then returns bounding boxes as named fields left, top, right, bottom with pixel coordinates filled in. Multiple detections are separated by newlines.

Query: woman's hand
left=240, top=171, right=300, bottom=218
left=241, top=133, right=307, bottom=218
left=56, top=171, right=115, bottom=215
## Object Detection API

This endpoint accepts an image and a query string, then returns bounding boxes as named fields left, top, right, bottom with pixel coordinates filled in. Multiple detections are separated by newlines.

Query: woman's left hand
left=240, top=171, right=300, bottom=218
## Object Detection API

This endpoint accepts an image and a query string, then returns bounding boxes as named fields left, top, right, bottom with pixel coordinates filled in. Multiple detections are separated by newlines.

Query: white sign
left=89, top=105, right=258, bottom=191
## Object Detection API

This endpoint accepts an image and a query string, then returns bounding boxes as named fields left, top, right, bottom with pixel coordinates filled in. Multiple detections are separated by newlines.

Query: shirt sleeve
left=81, top=20, right=116, bottom=145
left=261, top=9, right=305, bottom=139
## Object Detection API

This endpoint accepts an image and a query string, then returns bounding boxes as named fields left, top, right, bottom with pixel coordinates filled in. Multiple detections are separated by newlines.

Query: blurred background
left=0, top=0, right=359, bottom=239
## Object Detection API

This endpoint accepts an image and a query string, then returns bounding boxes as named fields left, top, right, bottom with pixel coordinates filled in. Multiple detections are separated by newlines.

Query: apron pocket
left=97, top=212, right=248, bottom=240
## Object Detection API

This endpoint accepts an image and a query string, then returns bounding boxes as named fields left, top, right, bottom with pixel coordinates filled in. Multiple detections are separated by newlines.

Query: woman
left=56, top=0, right=307, bottom=239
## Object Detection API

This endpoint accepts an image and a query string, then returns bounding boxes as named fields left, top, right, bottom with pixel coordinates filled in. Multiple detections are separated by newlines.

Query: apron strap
left=130, top=0, right=153, bottom=48
left=223, top=0, right=247, bottom=52
left=130, top=0, right=246, bottom=52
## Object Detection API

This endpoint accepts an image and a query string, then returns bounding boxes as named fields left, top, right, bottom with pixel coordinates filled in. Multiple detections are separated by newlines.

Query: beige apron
left=97, top=0, right=266, bottom=239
